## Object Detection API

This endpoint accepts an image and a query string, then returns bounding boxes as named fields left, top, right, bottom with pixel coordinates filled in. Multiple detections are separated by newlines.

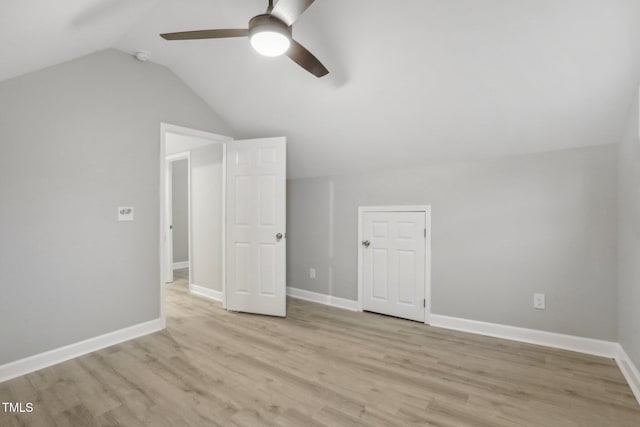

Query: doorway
left=357, top=206, right=432, bottom=323
left=160, top=124, right=231, bottom=323
left=159, top=124, right=288, bottom=323
left=165, top=153, right=190, bottom=285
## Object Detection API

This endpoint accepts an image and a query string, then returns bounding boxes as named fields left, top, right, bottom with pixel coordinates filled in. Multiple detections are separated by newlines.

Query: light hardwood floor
left=1, top=269, right=639, bottom=426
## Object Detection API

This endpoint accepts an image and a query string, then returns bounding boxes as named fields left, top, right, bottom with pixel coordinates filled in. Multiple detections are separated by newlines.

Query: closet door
left=362, top=211, right=426, bottom=322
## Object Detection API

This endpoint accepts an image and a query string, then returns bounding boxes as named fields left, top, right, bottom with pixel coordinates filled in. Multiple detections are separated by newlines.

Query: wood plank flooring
left=1, top=269, right=639, bottom=426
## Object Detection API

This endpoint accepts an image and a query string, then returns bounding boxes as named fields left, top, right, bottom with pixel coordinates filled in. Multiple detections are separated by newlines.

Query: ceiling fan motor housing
left=249, top=14, right=292, bottom=40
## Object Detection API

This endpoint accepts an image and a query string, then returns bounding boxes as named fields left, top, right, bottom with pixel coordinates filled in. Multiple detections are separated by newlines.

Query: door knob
left=362, top=240, right=370, bottom=248
left=276, top=233, right=283, bottom=241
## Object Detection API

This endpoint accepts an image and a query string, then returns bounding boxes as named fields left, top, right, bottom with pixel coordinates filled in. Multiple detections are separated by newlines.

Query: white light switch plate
left=118, top=207, right=134, bottom=221
left=309, top=268, right=316, bottom=279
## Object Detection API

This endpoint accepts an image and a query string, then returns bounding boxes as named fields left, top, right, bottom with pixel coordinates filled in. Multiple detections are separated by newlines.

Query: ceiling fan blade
left=286, top=40, right=329, bottom=77
left=271, top=0, right=315, bottom=26
left=160, top=29, right=248, bottom=41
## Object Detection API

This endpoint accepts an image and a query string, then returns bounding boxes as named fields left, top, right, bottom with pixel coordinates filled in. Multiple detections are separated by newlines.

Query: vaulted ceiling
left=3, top=0, right=640, bottom=178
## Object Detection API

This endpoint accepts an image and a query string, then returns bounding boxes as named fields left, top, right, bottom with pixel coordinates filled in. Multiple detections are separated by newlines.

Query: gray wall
left=287, top=145, right=618, bottom=341
left=0, top=49, right=233, bottom=365
left=191, top=144, right=223, bottom=292
left=618, top=90, right=640, bottom=366
left=172, top=159, right=189, bottom=264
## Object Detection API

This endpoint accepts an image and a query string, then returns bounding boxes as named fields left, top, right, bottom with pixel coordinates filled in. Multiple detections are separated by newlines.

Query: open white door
left=226, top=137, right=287, bottom=316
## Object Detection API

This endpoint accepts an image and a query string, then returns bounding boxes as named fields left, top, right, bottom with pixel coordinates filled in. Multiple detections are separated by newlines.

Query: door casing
left=357, top=205, right=432, bottom=324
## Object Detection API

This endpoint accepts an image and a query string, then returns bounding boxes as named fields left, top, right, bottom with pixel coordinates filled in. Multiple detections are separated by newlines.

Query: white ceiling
left=0, top=0, right=160, bottom=82
left=3, top=0, right=640, bottom=178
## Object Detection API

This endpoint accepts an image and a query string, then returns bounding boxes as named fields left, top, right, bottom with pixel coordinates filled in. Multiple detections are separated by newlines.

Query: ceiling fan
left=159, top=0, right=329, bottom=78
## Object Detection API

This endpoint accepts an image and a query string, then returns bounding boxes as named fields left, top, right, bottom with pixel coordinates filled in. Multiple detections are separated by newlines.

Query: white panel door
left=226, top=138, right=286, bottom=316
left=362, top=211, right=426, bottom=321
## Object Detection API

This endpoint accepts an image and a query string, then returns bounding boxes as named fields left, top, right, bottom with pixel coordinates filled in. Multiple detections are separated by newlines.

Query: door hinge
left=424, top=228, right=427, bottom=238
left=423, top=298, right=426, bottom=308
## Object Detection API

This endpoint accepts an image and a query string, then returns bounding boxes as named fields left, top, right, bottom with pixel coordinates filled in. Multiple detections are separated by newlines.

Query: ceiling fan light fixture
left=249, top=14, right=291, bottom=57
left=250, top=31, right=291, bottom=57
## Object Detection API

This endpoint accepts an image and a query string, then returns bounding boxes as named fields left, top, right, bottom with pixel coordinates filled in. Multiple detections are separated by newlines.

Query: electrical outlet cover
left=534, top=293, right=546, bottom=310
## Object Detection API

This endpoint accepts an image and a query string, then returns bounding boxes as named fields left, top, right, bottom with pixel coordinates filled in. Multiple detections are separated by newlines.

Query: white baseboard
left=173, top=261, right=189, bottom=270
left=287, top=287, right=359, bottom=312
left=429, top=314, right=618, bottom=358
left=189, top=284, right=223, bottom=302
left=615, top=345, right=640, bottom=405
left=0, top=318, right=164, bottom=384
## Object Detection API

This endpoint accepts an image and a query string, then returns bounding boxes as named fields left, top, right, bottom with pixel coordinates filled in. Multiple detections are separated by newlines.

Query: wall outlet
left=533, top=293, right=546, bottom=310
left=309, top=268, right=316, bottom=279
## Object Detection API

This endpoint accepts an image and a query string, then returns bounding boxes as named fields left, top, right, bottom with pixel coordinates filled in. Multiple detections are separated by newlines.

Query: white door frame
left=165, top=152, right=191, bottom=284
left=159, top=123, right=232, bottom=326
left=357, top=205, right=432, bottom=324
